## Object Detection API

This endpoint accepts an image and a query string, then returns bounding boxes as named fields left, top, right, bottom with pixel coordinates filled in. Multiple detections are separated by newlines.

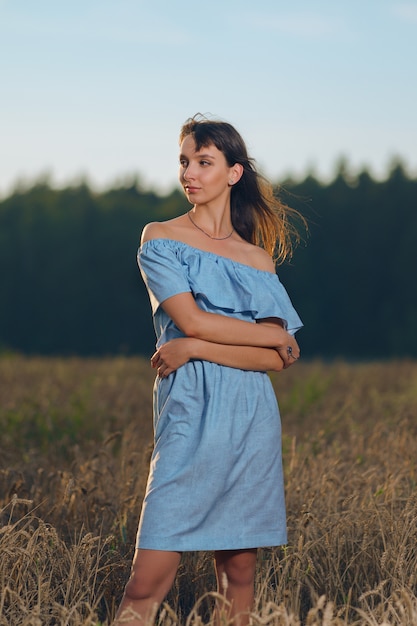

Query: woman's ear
left=229, top=163, right=244, bottom=186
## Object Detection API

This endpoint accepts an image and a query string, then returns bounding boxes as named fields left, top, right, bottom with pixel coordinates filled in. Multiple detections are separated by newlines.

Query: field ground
left=1, top=356, right=417, bottom=625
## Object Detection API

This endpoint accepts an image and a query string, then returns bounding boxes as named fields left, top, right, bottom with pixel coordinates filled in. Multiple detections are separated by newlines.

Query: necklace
left=187, top=210, right=234, bottom=240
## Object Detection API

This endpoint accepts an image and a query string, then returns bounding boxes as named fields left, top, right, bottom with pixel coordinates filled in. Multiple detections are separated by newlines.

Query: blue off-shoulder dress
left=136, top=238, right=302, bottom=552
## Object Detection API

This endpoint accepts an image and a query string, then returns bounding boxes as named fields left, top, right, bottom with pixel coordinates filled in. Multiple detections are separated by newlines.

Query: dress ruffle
left=138, top=238, right=303, bottom=334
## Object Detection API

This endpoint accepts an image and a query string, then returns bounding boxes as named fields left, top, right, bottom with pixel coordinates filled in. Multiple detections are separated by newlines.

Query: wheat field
left=1, top=356, right=417, bottom=625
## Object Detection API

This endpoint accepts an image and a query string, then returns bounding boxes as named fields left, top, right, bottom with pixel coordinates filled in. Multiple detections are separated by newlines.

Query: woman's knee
left=124, top=570, right=155, bottom=601
left=124, top=549, right=181, bottom=601
left=217, top=550, right=257, bottom=587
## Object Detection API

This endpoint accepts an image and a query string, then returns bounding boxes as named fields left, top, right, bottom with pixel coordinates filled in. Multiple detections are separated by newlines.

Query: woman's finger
left=277, top=346, right=299, bottom=368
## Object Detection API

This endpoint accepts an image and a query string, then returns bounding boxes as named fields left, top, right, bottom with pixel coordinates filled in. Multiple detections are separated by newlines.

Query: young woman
left=114, top=115, right=303, bottom=625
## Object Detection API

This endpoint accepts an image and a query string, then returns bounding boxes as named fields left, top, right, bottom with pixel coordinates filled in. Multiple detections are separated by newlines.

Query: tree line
left=1, top=163, right=416, bottom=359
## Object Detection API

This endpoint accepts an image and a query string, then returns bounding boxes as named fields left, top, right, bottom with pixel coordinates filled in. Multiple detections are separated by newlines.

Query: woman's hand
left=275, top=333, right=300, bottom=368
left=151, top=338, right=195, bottom=378
left=256, top=318, right=300, bottom=369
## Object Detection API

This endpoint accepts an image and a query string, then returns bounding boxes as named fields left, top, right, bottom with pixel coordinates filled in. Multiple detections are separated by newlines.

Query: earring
left=229, top=180, right=234, bottom=185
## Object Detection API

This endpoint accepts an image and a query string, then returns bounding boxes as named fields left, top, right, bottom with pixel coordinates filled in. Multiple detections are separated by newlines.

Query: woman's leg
left=214, top=549, right=257, bottom=626
left=113, top=548, right=182, bottom=625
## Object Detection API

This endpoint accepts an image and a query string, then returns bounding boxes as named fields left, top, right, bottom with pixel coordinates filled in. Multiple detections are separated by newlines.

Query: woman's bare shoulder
left=141, top=215, right=187, bottom=244
left=239, top=241, right=276, bottom=273
left=141, top=222, right=168, bottom=244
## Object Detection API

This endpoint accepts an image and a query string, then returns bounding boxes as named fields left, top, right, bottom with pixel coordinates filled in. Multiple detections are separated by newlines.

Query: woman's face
left=179, top=134, right=238, bottom=206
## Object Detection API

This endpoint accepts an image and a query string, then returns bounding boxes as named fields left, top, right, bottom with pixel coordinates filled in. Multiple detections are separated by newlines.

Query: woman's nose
left=183, top=164, right=195, bottom=180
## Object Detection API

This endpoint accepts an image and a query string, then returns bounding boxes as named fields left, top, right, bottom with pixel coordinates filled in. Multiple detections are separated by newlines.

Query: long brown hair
left=180, top=114, right=304, bottom=264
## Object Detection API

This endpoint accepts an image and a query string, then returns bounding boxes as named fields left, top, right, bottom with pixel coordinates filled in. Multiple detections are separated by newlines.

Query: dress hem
left=136, top=533, right=288, bottom=552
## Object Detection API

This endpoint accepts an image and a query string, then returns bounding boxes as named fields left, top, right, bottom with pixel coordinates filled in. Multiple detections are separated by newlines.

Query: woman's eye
left=200, top=160, right=210, bottom=166
left=179, top=160, right=187, bottom=167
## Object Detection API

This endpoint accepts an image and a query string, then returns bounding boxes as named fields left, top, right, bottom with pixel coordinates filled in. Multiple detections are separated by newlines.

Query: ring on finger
left=286, top=346, right=299, bottom=360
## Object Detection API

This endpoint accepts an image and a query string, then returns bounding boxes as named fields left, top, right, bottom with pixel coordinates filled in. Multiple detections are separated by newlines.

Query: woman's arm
left=160, top=292, right=299, bottom=367
left=151, top=337, right=285, bottom=378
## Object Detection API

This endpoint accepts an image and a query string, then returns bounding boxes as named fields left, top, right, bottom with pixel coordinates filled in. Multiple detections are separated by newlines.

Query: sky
left=1, top=0, right=417, bottom=195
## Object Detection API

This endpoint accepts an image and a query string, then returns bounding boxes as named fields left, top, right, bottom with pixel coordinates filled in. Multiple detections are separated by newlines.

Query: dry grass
left=1, top=356, right=417, bottom=625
